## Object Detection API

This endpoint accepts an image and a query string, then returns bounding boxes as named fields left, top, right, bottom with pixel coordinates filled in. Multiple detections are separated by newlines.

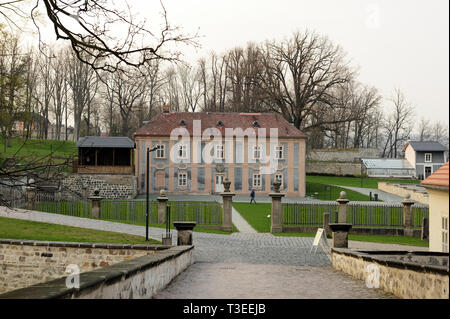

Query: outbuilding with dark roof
left=404, top=141, right=448, bottom=180
left=76, top=136, right=135, bottom=174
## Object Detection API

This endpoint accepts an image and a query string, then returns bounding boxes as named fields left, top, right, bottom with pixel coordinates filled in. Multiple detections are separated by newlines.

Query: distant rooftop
left=133, top=112, right=307, bottom=138
left=405, top=141, right=448, bottom=152
left=76, top=136, right=135, bottom=148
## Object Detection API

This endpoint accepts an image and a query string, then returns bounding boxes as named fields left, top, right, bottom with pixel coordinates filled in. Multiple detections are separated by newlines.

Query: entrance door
left=424, top=166, right=432, bottom=179
left=215, top=175, right=224, bottom=193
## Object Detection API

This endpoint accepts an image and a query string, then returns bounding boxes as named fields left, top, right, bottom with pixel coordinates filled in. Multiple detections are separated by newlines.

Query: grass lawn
left=273, top=232, right=428, bottom=247
left=35, top=200, right=232, bottom=234
left=0, top=137, right=76, bottom=173
left=0, top=137, right=76, bottom=159
left=233, top=203, right=272, bottom=233
left=306, top=182, right=370, bottom=201
left=306, top=175, right=420, bottom=189
left=0, top=216, right=161, bottom=245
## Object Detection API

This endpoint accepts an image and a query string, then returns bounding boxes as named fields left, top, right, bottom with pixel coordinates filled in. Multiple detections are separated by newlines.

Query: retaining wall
left=0, top=240, right=193, bottom=299
left=378, top=182, right=429, bottom=205
left=331, top=248, right=449, bottom=299
left=306, top=161, right=361, bottom=176
left=307, top=148, right=379, bottom=162
left=62, top=174, right=138, bottom=199
left=0, top=239, right=170, bottom=295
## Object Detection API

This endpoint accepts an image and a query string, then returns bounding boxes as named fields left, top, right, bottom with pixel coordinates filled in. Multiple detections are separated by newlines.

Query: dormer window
left=253, top=145, right=261, bottom=160
left=215, top=144, right=224, bottom=159
left=178, top=144, right=188, bottom=159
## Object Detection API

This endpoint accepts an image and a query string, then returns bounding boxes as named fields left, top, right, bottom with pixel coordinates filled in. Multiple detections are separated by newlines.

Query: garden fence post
left=220, top=178, right=234, bottom=232
left=336, top=191, right=349, bottom=223
left=157, top=189, right=168, bottom=224
left=89, top=189, right=103, bottom=219
left=26, top=179, right=37, bottom=211
left=421, top=217, right=429, bottom=241
left=269, top=180, right=285, bottom=233
left=402, top=194, right=415, bottom=237
left=323, top=213, right=331, bottom=236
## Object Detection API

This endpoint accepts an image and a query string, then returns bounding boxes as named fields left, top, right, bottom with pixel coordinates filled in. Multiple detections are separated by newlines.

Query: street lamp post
left=146, top=146, right=158, bottom=241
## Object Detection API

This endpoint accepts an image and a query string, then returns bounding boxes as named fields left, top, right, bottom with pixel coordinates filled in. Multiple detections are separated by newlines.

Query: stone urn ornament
left=273, top=180, right=281, bottom=193
left=223, top=178, right=231, bottom=192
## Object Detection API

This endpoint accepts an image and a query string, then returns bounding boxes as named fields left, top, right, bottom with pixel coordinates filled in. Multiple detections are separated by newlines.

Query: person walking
left=250, top=189, right=256, bottom=204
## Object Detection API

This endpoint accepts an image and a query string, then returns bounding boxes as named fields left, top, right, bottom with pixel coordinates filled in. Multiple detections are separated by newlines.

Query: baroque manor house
left=133, top=108, right=307, bottom=196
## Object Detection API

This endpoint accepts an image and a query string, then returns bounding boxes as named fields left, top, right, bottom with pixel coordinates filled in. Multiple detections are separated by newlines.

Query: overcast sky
left=26, top=0, right=449, bottom=127
left=142, top=0, right=449, bottom=126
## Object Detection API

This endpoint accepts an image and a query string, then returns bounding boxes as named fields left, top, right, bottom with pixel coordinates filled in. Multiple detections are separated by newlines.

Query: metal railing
left=35, top=191, right=91, bottom=218
left=281, top=202, right=338, bottom=226
left=100, top=199, right=158, bottom=224
left=168, top=201, right=222, bottom=225
left=0, top=186, right=27, bottom=209
left=347, top=203, right=403, bottom=228
left=281, top=201, right=429, bottom=229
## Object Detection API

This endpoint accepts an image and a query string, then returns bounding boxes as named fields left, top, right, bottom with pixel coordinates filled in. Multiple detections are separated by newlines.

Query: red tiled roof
left=133, top=112, right=307, bottom=138
left=421, top=162, right=449, bottom=188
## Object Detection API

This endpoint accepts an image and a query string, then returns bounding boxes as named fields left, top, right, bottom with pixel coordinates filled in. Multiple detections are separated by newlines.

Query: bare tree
left=178, top=63, right=202, bottom=112
left=381, top=89, right=415, bottom=158
left=67, top=51, right=98, bottom=140
left=0, top=27, right=27, bottom=149
left=108, top=69, right=148, bottom=136
left=431, top=120, right=449, bottom=145
left=417, top=117, right=432, bottom=141
left=258, top=30, right=355, bottom=130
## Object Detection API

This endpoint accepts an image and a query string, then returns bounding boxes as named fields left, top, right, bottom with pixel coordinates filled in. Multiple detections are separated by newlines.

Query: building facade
left=404, top=141, right=448, bottom=179
left=421, top=162, right=449, bottom=252
left=133, top=111, right=307, bottom=196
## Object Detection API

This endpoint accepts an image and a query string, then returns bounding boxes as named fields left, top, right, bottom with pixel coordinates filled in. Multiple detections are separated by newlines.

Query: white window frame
left=275, top=173, right=283, bottom=187
left=155, top=144, right=165, bottom=159
left=275, top=145, right=284, bottom=159
left=215, top=144, right=224, bottom=160
left=425, top=153, right=432, bottom=163
left=253, top=145, right=261, bottom=160
left=178, top=172, right=187, bottom=187
left=178, top=143, right=188, bottom=160
left=253, top=174, right=261, bottom=187
left=442, top=216, right=448, bottom=253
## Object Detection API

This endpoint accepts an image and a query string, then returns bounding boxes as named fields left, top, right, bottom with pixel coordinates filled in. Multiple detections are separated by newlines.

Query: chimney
left=162, top=104, right=170, bottom=113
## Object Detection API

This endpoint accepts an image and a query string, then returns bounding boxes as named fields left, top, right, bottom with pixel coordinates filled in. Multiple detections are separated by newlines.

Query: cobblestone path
left=0, top=207, right=397, bottom=299
left=154, top=232, right=395, bottom=299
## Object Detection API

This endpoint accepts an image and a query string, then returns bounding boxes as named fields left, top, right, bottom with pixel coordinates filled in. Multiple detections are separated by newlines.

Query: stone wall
left=307, top=148, right=379, bottom=162
left=306, top=161, right=362, bottom=176
left=62, top=174, right=137, bottom=199
left=0, top=239, right=167, bottom=295
left=0, top=244, right=194, bottom=299
left=331, top=249, right=449, bottom=299
left=378, top=182, right=429, bottom=205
